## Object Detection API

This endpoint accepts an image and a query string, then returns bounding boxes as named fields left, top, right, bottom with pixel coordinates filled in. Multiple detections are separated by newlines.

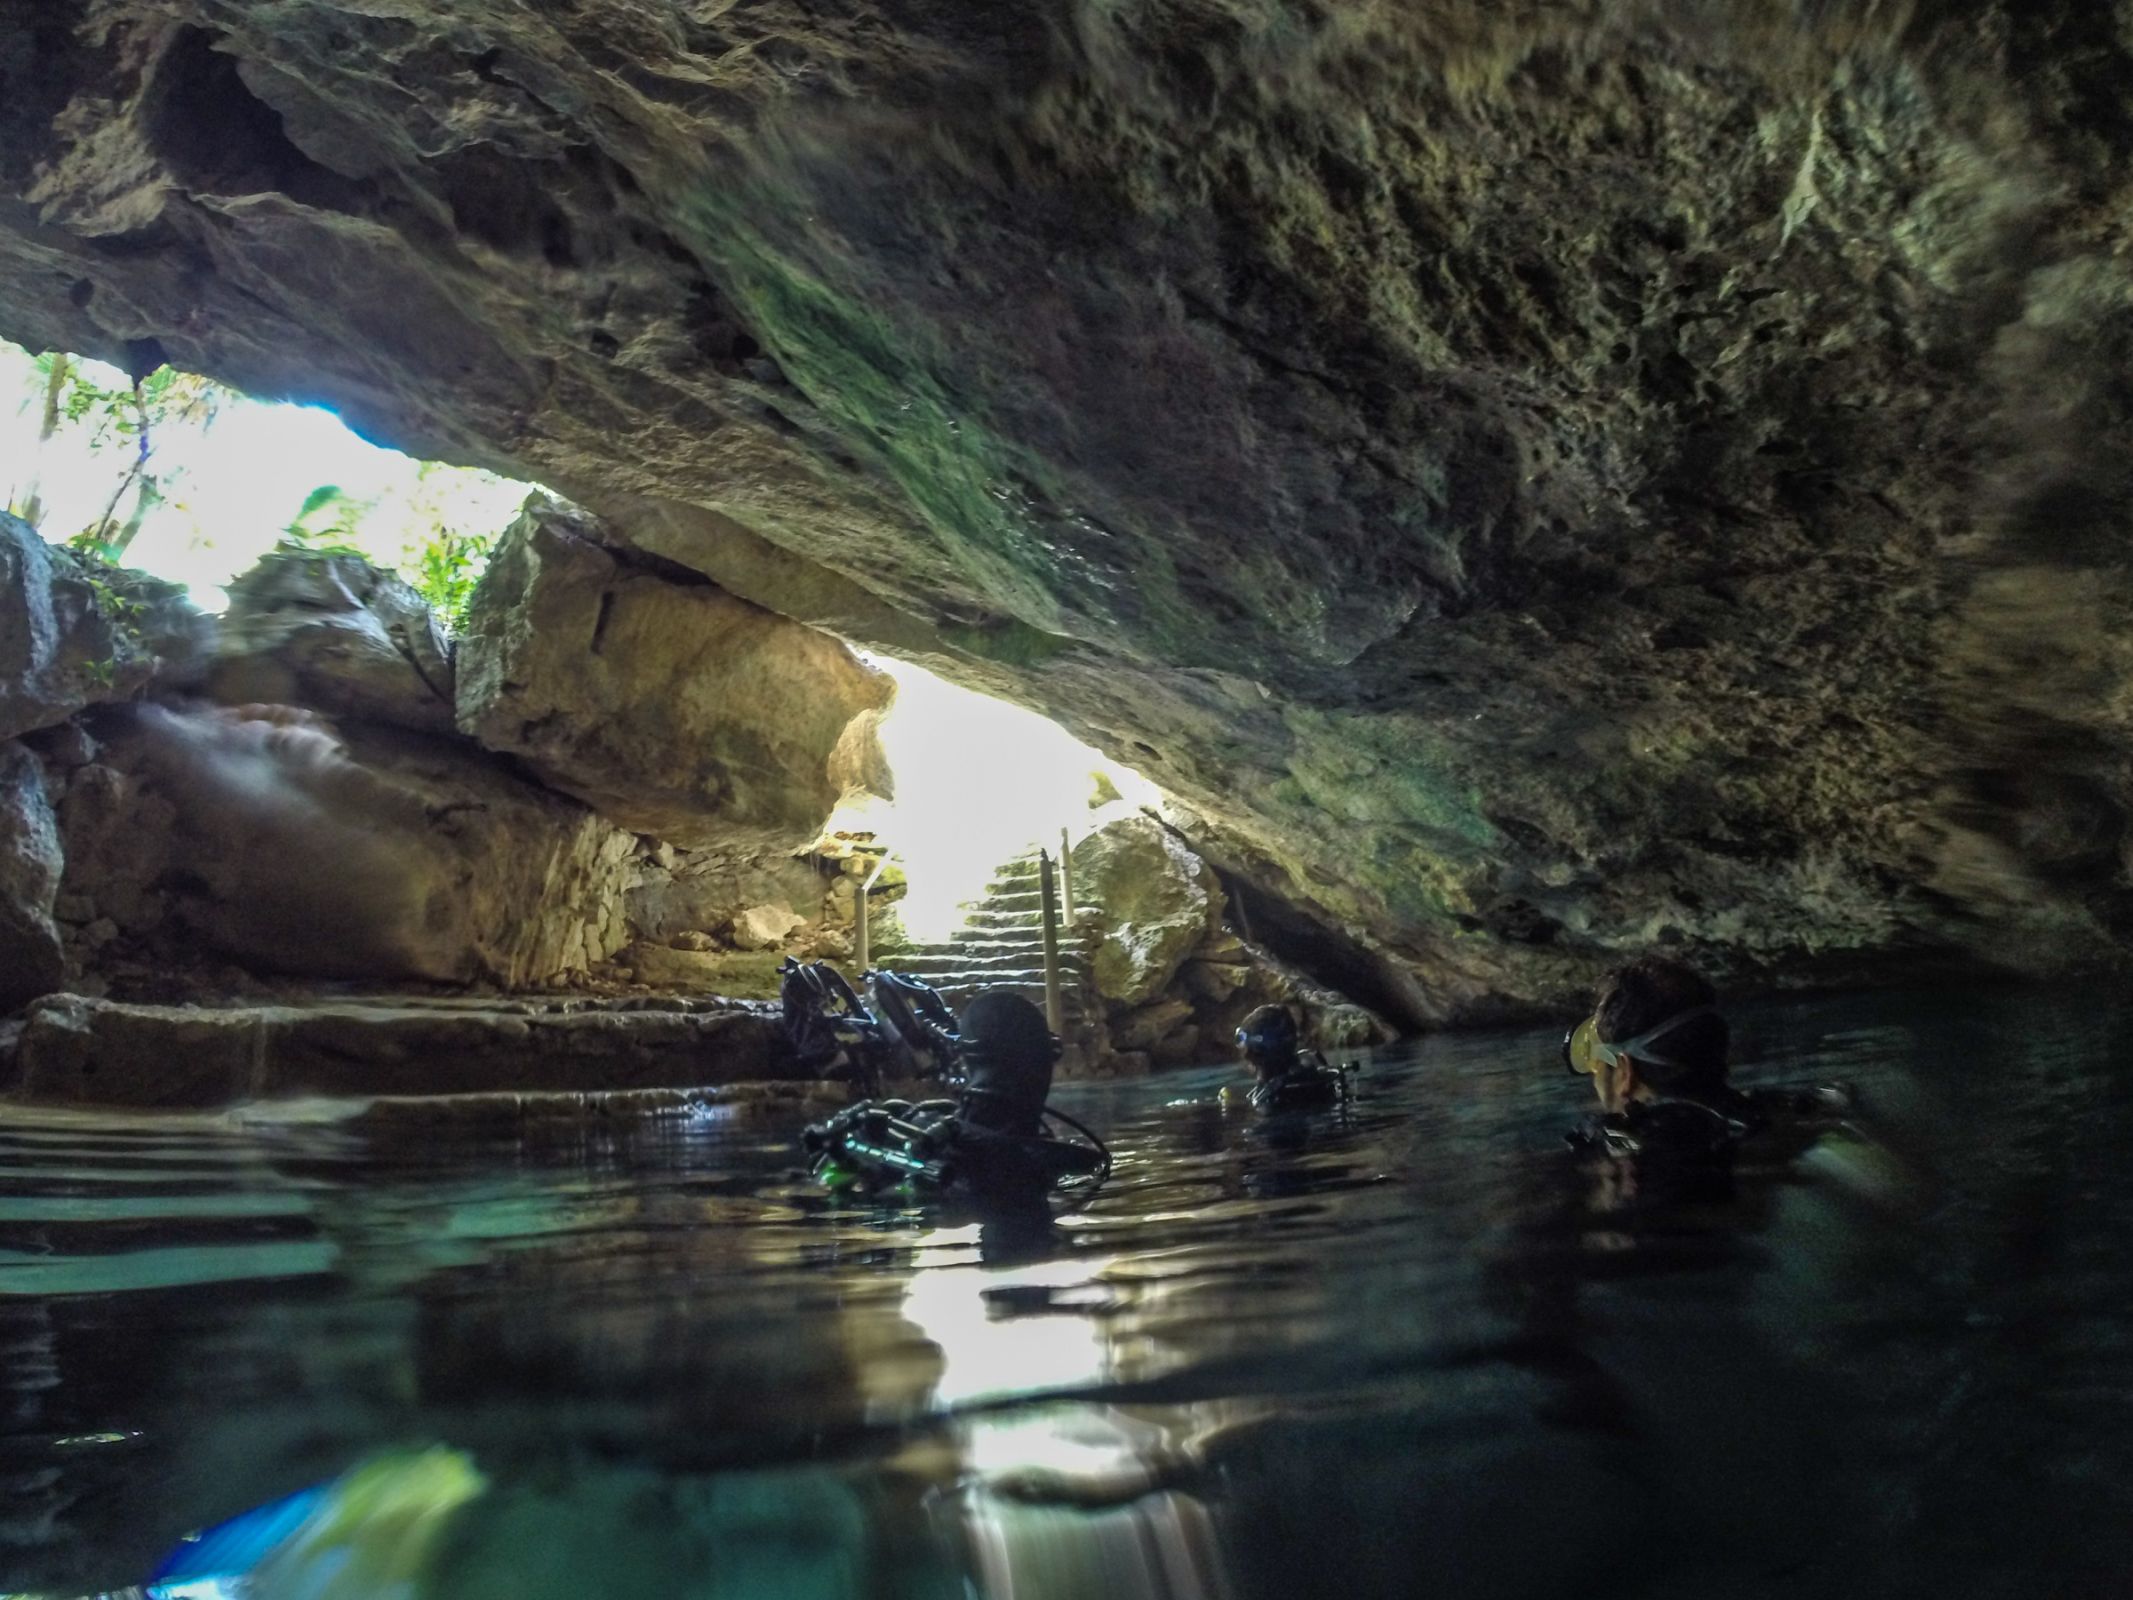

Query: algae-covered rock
left=456, top=500, right=893, bottom=851
left=1072, top=817, right=1223, bottom=1009
left=623, top=944, right=787, bottom=998
left=0, top=741, right=65, bottom=1012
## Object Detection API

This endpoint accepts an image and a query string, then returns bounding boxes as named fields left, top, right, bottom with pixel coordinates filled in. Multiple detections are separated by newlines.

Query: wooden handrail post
left=1039, top=848, right=1064, bottom=1036
left=854, top=849, right=898, bottom=973
left=855, top=874, right=870, bottom=972
left=1059, top=826, right=1075, bottom=926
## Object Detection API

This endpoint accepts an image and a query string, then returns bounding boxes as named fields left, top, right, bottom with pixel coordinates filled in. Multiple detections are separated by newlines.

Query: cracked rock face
left=7, top=2, right=2133, bottom=1015
left=456, top=497, right=894, bottom=852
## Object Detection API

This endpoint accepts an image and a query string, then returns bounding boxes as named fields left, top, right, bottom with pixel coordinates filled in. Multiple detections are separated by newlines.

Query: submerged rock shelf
left=4, top=994, right=794, bottom=1109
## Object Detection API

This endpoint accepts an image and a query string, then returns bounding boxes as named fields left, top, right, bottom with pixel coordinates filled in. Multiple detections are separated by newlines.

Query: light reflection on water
left=5, top=986, right=2133, bottom=1598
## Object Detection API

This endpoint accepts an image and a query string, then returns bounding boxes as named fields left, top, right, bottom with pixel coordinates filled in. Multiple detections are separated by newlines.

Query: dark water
left=6, top=987, right=2133, bottom=1599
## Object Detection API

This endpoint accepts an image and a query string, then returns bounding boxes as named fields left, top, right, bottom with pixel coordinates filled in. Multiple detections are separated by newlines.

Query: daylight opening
left=826, top=658, right=1161, bottom=945
left=4, top=337, right=1161, bottom=954
left=0, top=337, right=533, bottom=621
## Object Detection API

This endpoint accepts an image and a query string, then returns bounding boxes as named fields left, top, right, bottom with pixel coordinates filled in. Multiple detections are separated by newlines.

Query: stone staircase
left=873, top=849, right=1097, bottom=1060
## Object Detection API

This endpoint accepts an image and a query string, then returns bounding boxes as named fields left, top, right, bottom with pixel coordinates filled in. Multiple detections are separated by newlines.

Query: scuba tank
left=867, top=969, right=964, bottom=1083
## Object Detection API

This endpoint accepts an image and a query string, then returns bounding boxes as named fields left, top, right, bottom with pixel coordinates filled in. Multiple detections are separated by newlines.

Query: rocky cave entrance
left=4, top=343, right=1383, bottom=1095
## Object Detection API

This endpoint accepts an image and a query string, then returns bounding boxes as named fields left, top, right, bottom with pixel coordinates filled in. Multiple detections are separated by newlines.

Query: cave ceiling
left=5, top=0, right=2132, bottom=1017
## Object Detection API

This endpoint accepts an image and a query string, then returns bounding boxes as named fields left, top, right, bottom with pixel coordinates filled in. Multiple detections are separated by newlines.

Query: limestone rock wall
left=455, top=497, right=893, bottom=850
left=8, top=7, right=2133, bottom=1010
left=0, top=741, right=66, bottom=1012
left=1074, top=814, right=1392, bottom=1070
left=1, top=512, right=200, bottom=741
left=0, top=522, right=898, bottom=1009
left=54, top=705, right=641, bottom=988
left=1073, top=816, right=1224, bottom=1010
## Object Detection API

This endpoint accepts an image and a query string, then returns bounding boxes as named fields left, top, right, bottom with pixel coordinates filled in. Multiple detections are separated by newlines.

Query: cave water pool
left=5, top=986, right=2132, bottom=1599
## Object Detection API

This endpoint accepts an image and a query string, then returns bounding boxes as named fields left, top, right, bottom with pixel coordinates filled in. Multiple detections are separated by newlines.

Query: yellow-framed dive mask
left=1561, top=1006, right=1719, bottom=1079
left=1563, top=1016, right=1610, bottom=1079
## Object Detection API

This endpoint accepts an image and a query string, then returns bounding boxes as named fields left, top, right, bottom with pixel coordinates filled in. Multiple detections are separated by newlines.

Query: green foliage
left=30, top=357, right=220, bottom=557
left=409, top=525, right=496, bottom=634
left=6, top=337, right=526, bottom=629
left=64, top=540, right=153, bottom=687
left=66, top=526, right=127, bottom=566
left=279, top=483, right=369, bottom=557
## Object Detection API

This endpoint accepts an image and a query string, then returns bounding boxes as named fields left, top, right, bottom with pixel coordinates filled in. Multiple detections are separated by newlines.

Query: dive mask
left=1562, top=1005, right=1719, bottom=1079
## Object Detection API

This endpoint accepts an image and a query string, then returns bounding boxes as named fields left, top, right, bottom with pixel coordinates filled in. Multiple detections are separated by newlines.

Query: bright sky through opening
left=0, top=337, right=532, bottom=613
left=841, top=657, right=1160, bottom=943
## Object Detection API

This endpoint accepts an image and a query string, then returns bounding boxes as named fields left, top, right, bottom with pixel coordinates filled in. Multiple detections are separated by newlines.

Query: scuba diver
left=1233, top=1003, right=1351, bottom=1112
left=1560, top=955, right=1854, bottom=1160
left=801, top=989, right=1110, bottom=1207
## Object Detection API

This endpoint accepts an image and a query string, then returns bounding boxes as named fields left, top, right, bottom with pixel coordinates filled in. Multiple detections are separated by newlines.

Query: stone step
left=940, top=933, right=1087, bottom=960
left=960, top=908, right=1047, bottom=932
left=887, top=951, right=1088, bottom=978
left=7, top=994, right=797, bottom=1108
left=967, top=889, right=1045, bottom=914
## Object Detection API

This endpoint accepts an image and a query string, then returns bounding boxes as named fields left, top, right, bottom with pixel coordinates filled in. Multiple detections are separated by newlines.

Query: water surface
left=5, top=987, right=2131, bottom=1598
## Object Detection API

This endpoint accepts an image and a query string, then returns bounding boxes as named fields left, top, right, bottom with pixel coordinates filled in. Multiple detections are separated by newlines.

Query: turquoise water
left=4, top=987, right=2132, bottom=1598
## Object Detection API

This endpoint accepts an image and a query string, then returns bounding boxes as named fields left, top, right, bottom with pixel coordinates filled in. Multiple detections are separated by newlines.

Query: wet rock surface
left=7, top=992, right=794, bottom=1108
left=7, top=6, right=2133, bottom=1007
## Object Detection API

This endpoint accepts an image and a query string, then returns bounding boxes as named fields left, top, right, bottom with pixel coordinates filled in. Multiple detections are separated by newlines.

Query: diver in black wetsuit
left=1560, top=956, right=1850, bottom=1158
left=802, top=989, right=1109, bottom=1204
left=1235, top=1003, right=1349, bottom=1112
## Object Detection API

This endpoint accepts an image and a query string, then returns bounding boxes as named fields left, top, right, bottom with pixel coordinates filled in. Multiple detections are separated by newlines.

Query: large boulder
left=57, top=704, right=639, bottom=987
left=456, top=500, right=893, bottom=850
left=0, top=742, right=64, bottom=1012
left=203, top=550, right=455, bottom=733
left=1071, top=815, right=1224, bottom=1008
left=0, top=512, right=200, bottom=740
